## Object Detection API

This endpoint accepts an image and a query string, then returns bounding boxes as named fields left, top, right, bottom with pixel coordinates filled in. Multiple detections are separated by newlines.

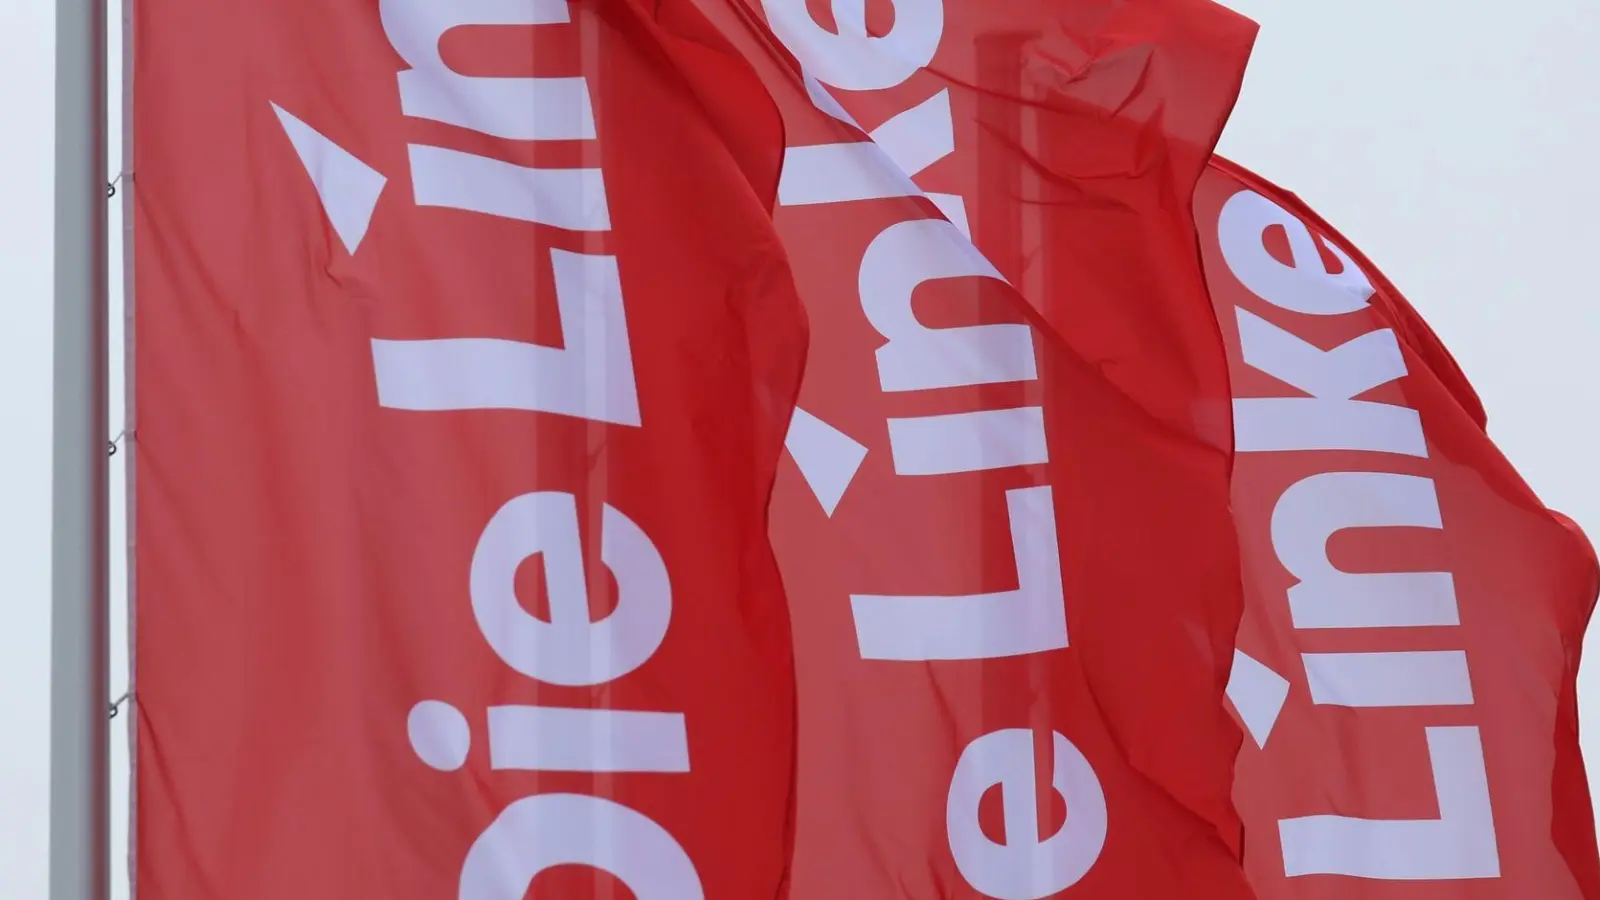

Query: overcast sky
left=0, top=2, right=1596, bottom=898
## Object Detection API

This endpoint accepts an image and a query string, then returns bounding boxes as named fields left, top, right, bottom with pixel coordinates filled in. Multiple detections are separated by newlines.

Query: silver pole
left=51, top=0, right=110, bottom=896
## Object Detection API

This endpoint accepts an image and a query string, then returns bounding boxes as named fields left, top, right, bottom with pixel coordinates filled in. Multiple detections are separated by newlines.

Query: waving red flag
left=1199, top=157, right=1600, bottom=899
left=695, top=1, right=1259, bottom=896
left=132, top=0, right=805, bottom=896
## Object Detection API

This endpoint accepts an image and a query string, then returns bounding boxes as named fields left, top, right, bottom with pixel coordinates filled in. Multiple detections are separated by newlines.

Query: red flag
left=132, top=0, right=806, bottom=896
left=1198, top=157, right=1600, bottom=899
left=695, top=1, right=1258, bottom=895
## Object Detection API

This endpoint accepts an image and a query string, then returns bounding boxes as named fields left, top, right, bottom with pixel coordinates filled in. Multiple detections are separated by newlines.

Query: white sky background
left=0, top=1, right=1596, bottom=898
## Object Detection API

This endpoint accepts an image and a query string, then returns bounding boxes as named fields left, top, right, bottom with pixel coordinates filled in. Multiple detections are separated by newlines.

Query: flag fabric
left=1200, top=156, right=1600, bottom=899
left=131, top=0, right=807, bottom=897
left=694, top=1, right=1259, bottom=896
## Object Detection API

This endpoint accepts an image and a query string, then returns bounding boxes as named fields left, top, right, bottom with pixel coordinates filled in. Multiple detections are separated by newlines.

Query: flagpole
left=51, top=0, right=111, bottom=895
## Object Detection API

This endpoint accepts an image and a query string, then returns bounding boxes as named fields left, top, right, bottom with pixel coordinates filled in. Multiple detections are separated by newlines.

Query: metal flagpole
left=51, top=0, right=111, bottom=895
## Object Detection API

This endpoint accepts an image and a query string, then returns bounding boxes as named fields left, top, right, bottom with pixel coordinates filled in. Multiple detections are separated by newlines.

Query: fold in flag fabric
left=1199, top=156, right=1600, bottom=899
left=696, top=1, right=1260, bottom=896
left=132, top=0, right=808, bottom=896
